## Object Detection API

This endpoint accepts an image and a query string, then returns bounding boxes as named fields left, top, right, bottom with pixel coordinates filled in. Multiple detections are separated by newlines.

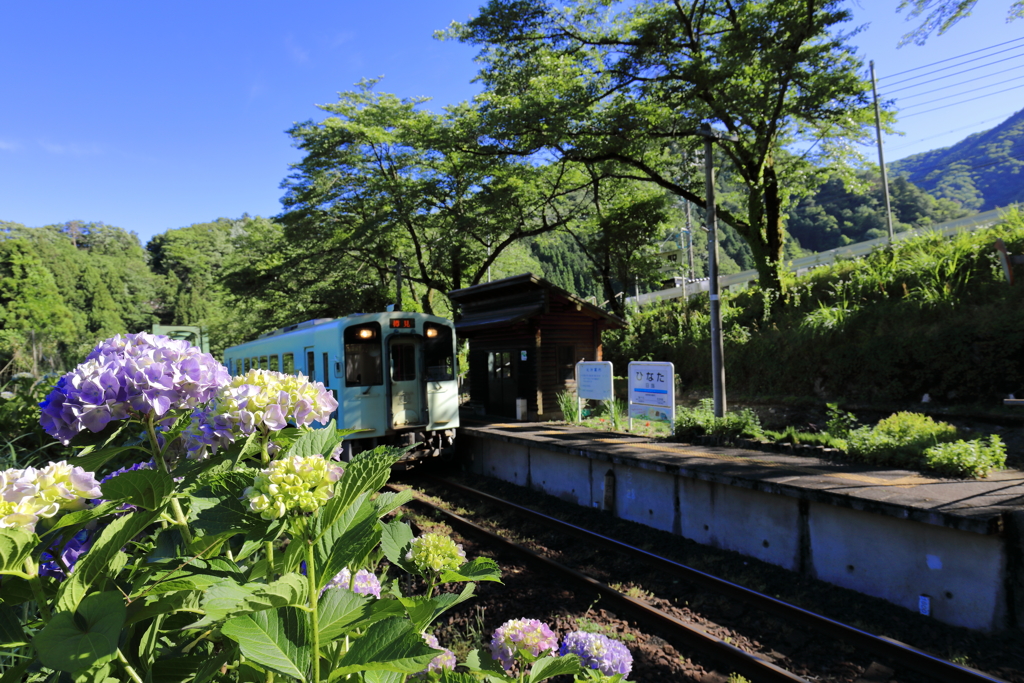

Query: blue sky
left=2, top=1, right=1021, bottom=245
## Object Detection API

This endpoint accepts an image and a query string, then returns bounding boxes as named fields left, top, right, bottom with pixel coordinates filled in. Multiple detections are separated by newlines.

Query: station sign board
left=627, top=361, right=675, bottom=427
left=576, top=361, right=614, bottom=401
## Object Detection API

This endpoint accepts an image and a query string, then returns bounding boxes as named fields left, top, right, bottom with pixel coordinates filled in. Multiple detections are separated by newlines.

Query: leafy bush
left=675, top=399, right=763, bottom=444
left=825, top=403, right=858, bottom=439
left=844, top=411, right=958, bottom=468
left=923, top=435, right=1007, bottom=478
left=556, top=389, right=579, bottom=423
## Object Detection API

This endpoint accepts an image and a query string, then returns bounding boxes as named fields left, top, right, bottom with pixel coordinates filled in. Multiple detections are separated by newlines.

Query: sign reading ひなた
left=628, top=361, right=675, bottom=425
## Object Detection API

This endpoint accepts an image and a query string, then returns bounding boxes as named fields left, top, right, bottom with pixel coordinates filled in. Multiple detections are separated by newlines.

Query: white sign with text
left=628, top=361, right=675, bottom=426
left=576, top=361, right=614, bottom=401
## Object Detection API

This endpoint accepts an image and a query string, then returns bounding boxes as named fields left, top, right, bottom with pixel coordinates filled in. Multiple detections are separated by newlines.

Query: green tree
left=444, top=0, right=878, bottom=294
left=897, top=0, right=1023, bottom=45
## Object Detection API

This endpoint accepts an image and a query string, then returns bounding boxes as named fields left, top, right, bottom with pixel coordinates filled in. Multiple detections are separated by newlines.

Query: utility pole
left=395, top=259, right=403, bottom=312
left=685, top=201, right=694, bottom=280
left=870, top=60, right=895, bottom=241
left=696, top=123, right=736, bottom=418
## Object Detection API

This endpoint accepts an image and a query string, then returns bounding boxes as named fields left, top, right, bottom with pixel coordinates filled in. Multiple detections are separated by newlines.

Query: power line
left=878, top=36, right=1024, bottom=81
left=898, top=73, right=1024, bottom=111
left=890, top=144, right=1024, bottom=178
left=892, top=62, right=1024, bottom=101
left=900, top=83, right=1024, bottom=118
left=887, top=110, right=1023, bottom=151
left=882, top=50, right=1024, bottom=94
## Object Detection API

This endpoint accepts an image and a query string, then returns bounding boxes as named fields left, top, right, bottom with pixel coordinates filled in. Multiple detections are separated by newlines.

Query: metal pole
left=700, top=124, right=727, bottom=418
left=685, top=201, right=694, bottom=280
left=870, top=60, right=895, bottom=241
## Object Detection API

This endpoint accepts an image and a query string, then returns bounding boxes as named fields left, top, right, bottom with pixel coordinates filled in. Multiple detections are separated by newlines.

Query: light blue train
left=222, top=312, right=459, bottom=461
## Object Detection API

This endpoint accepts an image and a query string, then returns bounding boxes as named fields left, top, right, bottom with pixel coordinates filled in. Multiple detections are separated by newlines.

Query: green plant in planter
left=0, top=333, right=627, bottom=683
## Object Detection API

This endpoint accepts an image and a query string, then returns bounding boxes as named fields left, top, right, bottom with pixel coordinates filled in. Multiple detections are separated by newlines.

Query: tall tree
left=445, top=0, right=878, bottom=294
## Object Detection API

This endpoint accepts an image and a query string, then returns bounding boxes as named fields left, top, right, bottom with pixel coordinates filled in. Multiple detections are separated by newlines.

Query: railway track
left=392, top=475, right=1011, bottom=683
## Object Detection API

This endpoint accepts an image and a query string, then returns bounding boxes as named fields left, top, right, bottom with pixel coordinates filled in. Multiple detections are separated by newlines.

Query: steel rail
left=422, top=475, right=1010, bottom=683
left=390, top=484, right=811, bottom=683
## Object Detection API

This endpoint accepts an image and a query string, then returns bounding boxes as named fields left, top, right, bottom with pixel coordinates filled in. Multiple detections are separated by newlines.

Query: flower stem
left=262, top=434, right=274, bottom=583
left=306, top=540, right=321, bottom=683
left=146, top=412, right=193, bottom=546
left=23, top=558, right=51, bottom=623
left=116, top=648, right=145, bottom=683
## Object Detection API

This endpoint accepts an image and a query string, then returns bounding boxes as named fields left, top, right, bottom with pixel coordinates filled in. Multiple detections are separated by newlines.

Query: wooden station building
left=448, top=273, right=625, bottom=420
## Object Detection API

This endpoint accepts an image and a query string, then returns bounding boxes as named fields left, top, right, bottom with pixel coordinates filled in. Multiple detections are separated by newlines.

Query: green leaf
left=125, top=590, right=201, bottom=626
left=441, top=557, right=503, bottom=584
left=150, top=656, right=211, bottom=683
left=73, top=443, right=147, bottom=473
left=100, top=468, right=175, bottom=511
left=373, top=488, right=414, bottom=517
left=439, top=670, right=489, bottom=683
left=34, top=591, right=125, bottom=674
left=288, top=421, right=346, bottom=459
left=363, top=671, right=404, bottom=683
left=0, top=605, right=27, bottom=647
left=198, top=573, right=308, bottom=624
left=319, top=448, right=403, bottom=534
left=222, top=607, right=311, bottom=681
left=528, top=655, right=583, bottom=683
left=380, top=520, right=414, bottom=570
left=0, top=527, right=36, bottom=575
left=192, top=643, right=236, bottom=683
left=56, top=509, right=160, bottom=612
left=0, top=659, right=31, bottom=683
left=188, top=469, right=272, bottom=540
left=317, top=589, right=405, bottom=642
left=333, top=617, right=438, bottom=674
left=399, top=583, right=476, bottom=631
left=48, top=501, right=121, bottom=532
left=313, top=495, right=381, bottom=592
left=465, top=648, right=510, bottom=677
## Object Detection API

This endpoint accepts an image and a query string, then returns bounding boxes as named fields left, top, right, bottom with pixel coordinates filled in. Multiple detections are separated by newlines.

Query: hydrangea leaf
left=313, top=495, right=381, bottom=592
left=320, top=447, right=406, bottom=532
left=194, top=573, right=308, bottom=626
left=48, top=501, right=122, bottom=532
left=398, top=582, right=476, bottom=631
left=145, top=655, right=210, bottom=683
left=528, top=655, right=583, bottom=683
left=440, top=557, right=503, bottom=584
left=317, top=589, right=404, bottom=642
left=379, top=520, right=415, bottom=572
left=464, top=648, right=511, bottom=678
left=73, top=444, right=149, bottom=474
left=221, top=607, right=310, bottom=681
left=56, top=509, right=160, bottom=612
left=34, top=591, right=125, bottom=674
left=437, top=670, right=486, bottom=683
left=332, top=617, right=438, bottom=674
left=373, top=489, right=414, bottom=518
left=188, top=469, right=271, bottom=539
left=0, top=527, right=36, bottom=575
left=125, top=590, right=201, bottom=627
left=100, top=468, right=175, bottom=511
left=191, top=643, right=237, bottom=683
left=0, top=605, right=27, bottom=648
left=363, top=671, right=404, bottom=683
left=289, top=420, right=345, bottom=459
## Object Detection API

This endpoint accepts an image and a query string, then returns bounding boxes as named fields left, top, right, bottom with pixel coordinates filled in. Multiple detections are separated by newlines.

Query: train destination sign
left=389, top=318, right=416, bottom=329
left=628, top=361, right=675, bottom=426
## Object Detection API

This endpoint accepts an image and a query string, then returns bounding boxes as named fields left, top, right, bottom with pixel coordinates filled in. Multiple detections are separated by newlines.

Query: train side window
left=283, top=353, right=295, bottom=374
left=270, top=355, right=280, bottom=372
left=260, top=356, right=268, bottom=371
left=235, top=359, right=243, bottom=375
left=344, top=323, right=383, bottom=387
left=322, top=352, right=329, bottom=388
left=244, top=358, right=250, bottom=372
left=251, top=357, right=258, bottom=371
left=305, top=349, right=316, bottom=382
left=424, top=323, right=454, bottom=381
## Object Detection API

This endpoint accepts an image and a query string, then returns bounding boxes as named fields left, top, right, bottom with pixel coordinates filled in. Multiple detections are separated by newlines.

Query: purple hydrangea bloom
left=490, top=618, right=558, bottom=672
left=322, top=567, right=381, bottom=598
left=560, top=631, right=633, bottom=677
left=39, top=528, right=92, bottom=580
left=100, top=460, right=156, bottom=484
left=420, top=633, right=456, bottom=675
left=39, top=333, right=229, bottom=445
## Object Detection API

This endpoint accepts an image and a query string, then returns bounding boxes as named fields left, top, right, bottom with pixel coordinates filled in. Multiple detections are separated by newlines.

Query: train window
left=269, top=355, right=279, bottom=372
left=306, top=349, right=316, bottom=382
left=424, top=323, right=454, bottom=381
left=283, top=353, right=295, bottom=374
left=344, top=323, right=382, bottom=387
left=260, top=356, right=268, bottom=371
left=244, top=358, right=250, bottom=372
left=392, top=344, right=416, bottom=382
left=322, top=352, right=329, bottom=388
left=251, top=357, right=258, bottom=371
left=235, top=359, right=243, bottom=375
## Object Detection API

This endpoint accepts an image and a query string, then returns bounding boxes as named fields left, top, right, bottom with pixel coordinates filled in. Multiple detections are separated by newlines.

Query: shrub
left=556, top=389, right=579, bottom=423
left=825, top=403, right=859, bottom=439
left=844, top=411, right=958, bottom=468
left=924, top=435, right=1007, bottom=478
left=675, top=399, right=763, bottom=444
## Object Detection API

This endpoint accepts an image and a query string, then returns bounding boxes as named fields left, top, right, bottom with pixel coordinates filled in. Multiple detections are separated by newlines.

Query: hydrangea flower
left=244, top=453, right=343, bottom=520
left=490, top=618, right=558, bottom=672
left=419, top=633, right=456, bottom=675
left=184, top=369, right=338, bottom=458
left=39, top=333, right=229, bottom=445
left=560, top=631, right=633, bottom=677
left=39, top=529, right=93, bottom=580
left=405, top=533, right=466, bottom=575
left=0, top=462, right=102, bottom=532
left=322, top=567, right=382, bottom=598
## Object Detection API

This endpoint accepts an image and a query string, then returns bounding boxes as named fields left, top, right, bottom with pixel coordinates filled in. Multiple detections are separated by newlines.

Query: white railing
left=627, top=205, right=1017, bottom=306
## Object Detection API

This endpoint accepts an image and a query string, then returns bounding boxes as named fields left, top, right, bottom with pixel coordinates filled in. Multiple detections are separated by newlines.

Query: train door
left=388, top=336, right=425, bottom=428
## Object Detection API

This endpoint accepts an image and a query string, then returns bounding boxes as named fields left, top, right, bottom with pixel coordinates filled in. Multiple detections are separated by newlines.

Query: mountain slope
left=890, top=108, right=1024, bottom=211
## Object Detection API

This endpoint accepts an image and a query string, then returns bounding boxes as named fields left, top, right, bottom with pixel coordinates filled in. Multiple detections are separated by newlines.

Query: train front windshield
left=344, top=323, right=383, bottom=386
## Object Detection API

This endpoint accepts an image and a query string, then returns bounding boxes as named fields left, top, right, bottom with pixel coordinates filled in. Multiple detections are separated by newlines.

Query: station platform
left=457, top=420, right=1024, bottom=631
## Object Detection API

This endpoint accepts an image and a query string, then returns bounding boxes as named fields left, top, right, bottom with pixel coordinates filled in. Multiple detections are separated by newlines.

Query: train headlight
left=358, top=328, right=374, bottom=339
left=426, top=327, right=438, bottom=338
